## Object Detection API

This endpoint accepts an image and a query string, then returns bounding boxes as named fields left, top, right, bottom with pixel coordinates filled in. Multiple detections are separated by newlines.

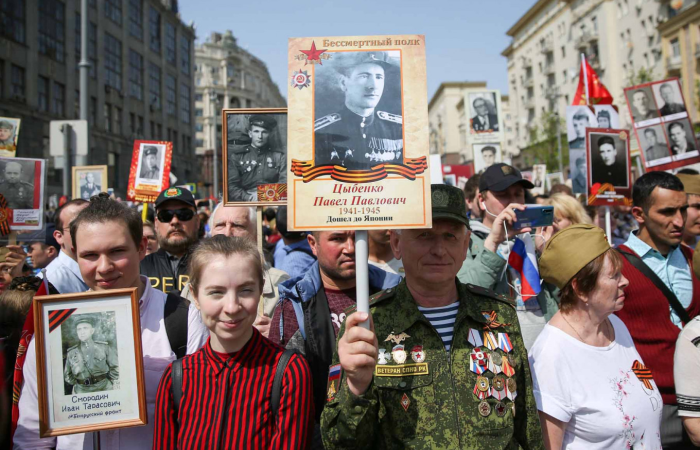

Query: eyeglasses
left=157, top=209, right=195, bottom=223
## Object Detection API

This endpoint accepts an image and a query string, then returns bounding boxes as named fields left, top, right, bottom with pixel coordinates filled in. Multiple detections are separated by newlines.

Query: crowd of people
left=1, top=162, right=700, bottom=449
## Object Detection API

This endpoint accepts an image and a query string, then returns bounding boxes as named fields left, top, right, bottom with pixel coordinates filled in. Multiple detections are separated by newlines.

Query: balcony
left=667, top=55, right=682, bottom=73
left=576, top=30, right=599, bottom=49
left=523, top=76, right=534, bottom=88
left=540, top=40, right=554, bottom=55
left=544, top=61, right=556, bottom=74
left=588, top=54, right=602, bottom=71
left=524, top=97, right=535, bottom=109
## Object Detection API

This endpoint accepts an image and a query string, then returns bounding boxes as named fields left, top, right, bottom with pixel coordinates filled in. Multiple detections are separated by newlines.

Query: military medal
left=410, top=345, right=425, bottom=363
left=469, top=348, right=487, bottom=374
left=492, top=375, right=506, bottom=392
left=501, top=357, right=515, bottom=377
left=401, top=393, right=410, bottom=412
left=497, top=333, right=513, bottom=353
left=483, top=331, right=498, bottom=350
left=478, top=400, right=491, bottom=417
left=392, top=345, right=407, bottom=364
left=385, top=332, right=410, bottom=345
left=511, top=403, right=516, bottom=418
left=467, top=328, right=483, bottom=348
left=490, top=352, right=503, bottom=365
left=475, top=375, right=490, bottom=396
left=487, top=352, right=502, bottom=375
left=378, top=348, right=392, bottom=365
left=495, top=401, right=507, bottom=417
left=506, top=379, right=517, bottom=402
left=507, top=377, right=517, bottom=393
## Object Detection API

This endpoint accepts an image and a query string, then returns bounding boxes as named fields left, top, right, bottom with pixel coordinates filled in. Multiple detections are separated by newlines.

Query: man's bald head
left=4, top=162, right=22, bottom=184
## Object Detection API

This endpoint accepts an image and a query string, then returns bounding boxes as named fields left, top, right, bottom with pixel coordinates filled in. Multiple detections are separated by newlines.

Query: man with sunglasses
left=140, top=187, right=200, bottom=294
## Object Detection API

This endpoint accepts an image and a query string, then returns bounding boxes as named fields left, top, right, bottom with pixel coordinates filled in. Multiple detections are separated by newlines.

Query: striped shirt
left=417, top=302, right=460, bottom=351
left=153, top=329, right=314, bottom=450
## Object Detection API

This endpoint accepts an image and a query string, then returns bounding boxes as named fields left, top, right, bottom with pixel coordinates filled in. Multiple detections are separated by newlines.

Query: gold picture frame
left=72, top=165, right=108, bottom=200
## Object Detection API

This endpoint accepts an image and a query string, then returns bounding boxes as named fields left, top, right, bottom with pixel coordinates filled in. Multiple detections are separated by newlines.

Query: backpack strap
left=171, top=358, right=183, bottom=425
left=617, top=248, right=692, bottom=325
left=271, top=349, right=297, bottom=422
left=165, top=293, right=190, bottom=360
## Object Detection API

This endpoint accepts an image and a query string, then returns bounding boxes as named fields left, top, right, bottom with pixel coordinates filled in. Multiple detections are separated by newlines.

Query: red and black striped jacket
left=153, top=329, right=314, bottom=449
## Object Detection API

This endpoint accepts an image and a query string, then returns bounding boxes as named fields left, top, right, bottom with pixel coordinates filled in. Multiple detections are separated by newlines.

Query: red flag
left=572, top=57, right=613, bottom=105
left=10, top=277, right=49, bottom=442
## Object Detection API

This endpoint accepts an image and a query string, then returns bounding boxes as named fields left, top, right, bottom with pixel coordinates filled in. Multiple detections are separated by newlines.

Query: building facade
left=503, top=0, right=667, bottom=167
left=194, top=30, right=286, bottom=199
left=0, top=0, right=197, bottom=199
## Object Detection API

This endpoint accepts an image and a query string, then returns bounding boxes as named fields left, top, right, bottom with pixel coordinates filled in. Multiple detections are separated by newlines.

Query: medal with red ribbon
left=0, top=194, right=11, bottom=236
left=501, top=357, right=516, bottom=377
left=482, top=311, right=510, bottom=330
left=469, top=347, right=487, bottom=374
left=632, top=360, right=654, bottom=390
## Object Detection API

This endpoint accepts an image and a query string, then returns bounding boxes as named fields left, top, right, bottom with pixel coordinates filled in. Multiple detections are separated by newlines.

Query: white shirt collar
left=58, top=250, right=83, bottom=279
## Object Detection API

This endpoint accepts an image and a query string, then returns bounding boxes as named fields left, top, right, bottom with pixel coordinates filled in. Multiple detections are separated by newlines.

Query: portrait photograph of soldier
left=566, top=107, right=595, bottom=150
left=667, top=119, right=698, bottom=157
left=73, top=165, right=107, bottom=200
left=652, top=79, right=687, bottom=117
left=0, top=116, right=20, bottom=157
left=313, top=50, right=403, bottom=171
left=61, top=313, right=119, bottom=395
left=638, top=125, right=671, bottom=164
left=473, top=143, right=502, bottom=173
left=532, top=164, right=547, bottom=195
left=468, top=92, right=500, bottom=134
left=0, top=158, right=36, bottom=209
left=136, top=143, right=165, bottom=182
left=626, top=87, right=660, bottom=124
left=225, top=111, right=287, bottom=203
left=588, top=132, right=630, bottom=189
left=569, top=149, right=587, bottom=194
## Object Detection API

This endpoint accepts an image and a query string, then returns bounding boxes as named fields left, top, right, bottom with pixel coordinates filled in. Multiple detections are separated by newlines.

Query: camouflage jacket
left=321, top=280, right=544, bottom=450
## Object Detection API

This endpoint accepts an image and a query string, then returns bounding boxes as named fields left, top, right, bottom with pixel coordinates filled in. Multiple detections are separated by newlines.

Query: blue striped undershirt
left=417, top=302, right=460, bottom=352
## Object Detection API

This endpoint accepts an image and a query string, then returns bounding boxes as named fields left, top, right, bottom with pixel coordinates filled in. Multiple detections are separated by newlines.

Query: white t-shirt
left=675, top=316, right=700, bottom=417
left=528, top=314, right=663, bottom=450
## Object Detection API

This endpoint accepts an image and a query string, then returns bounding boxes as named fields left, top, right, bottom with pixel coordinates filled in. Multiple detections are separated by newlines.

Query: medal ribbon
left=482, top=310, right=511, bottom=330
left=484, top=332, right=498, bottom=350
left=467, top=328, right=483, bottom=348
left=632, top=360, right=654, bottom=390
left=473, top=384, right=490, bottom=400
left=0, top=194, right=11, bottom=236
left=498, top=333, right=513, bottom=353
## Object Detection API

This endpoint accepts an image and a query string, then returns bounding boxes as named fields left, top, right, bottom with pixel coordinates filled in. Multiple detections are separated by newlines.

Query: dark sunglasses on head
left=157, top=209, right=195, bottom=223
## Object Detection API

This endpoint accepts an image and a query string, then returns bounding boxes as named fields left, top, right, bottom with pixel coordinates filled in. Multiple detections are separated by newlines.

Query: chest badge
left=377, top=348, right=392, bottom=365
left=385, top=332, right=410, bottom=345
left=410, top=345, right=425, bottom=363
left=392, top=345, right=407, bottom=365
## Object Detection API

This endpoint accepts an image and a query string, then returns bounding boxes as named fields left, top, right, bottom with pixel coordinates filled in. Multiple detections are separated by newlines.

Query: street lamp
left=209, top=90, right=220, bottom=199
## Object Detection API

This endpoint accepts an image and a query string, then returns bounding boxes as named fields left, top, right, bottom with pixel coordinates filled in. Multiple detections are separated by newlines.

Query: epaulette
left=465, top=283, right=515, bottom=307
left=369, top=287, right=397, bottom=306
left=67, top=345, right=78, bottom=351
left=94, top=341, right=109, bottom=345
left=314, top=113, right=341, bottom=131
left=231, top=146, right=251, bottom=154
left=377, top=111, right=402, bottom=125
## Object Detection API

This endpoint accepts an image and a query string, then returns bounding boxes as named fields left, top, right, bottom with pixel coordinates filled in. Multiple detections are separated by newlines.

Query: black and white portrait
left=569, top=149, right=587, bottom=194
left=313, top=50, right=403, bottom=170
left=652, top=80, right=686, bottom=117
left=626, top=87, right=660, bottom=124
left=589, top=133, right=630, bottom=188
left=61, top=313, right=119, bottom=395
left=0, top=158, right=36, bottom=209
left=639, top=125, right=670, bottom=163
left=566, top=106, right=620, bottom=151
left=473, top=143, right=501, bottom=173
left=667, top=119, right=698, bottom=156
left=225, top=110, right=287, bottom=203
left=532, top=164, right=547, bottom=195
left=136, top=144, right=165, bottom=181
left=468, top=92, right=499, bottom=134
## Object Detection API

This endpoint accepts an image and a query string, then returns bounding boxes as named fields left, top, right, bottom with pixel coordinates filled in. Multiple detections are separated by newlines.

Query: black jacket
left=140, top=248, right=191, bottom=294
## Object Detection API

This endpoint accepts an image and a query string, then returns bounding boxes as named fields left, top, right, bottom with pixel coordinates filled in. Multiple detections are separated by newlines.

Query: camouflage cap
left=539, top=223, right=610, bottom=289
left=677, top=173, right=700, bottom=196
left=431, top=184, right=470, bottom=230
left=248, top=114, right=277, bottom=131
left=0, top=120, right=14, bottom=130
left=332, top=51, right=399, bottom=74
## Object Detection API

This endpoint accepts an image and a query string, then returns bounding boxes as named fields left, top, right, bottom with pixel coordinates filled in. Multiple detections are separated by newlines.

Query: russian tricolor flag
left=507, top=234, right=541, bottom=299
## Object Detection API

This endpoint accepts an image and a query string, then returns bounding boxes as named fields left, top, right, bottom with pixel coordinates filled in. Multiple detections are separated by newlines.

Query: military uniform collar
left=344, top=105, right=375, bottom=126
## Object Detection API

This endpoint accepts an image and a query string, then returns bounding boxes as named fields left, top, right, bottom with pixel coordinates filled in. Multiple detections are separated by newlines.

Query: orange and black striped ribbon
left=0, top=194, right=10, bottom=236
left=632, top=360, right=654, bottom=390
left=291, top=156, right=428, bottom=183
left=48, top=308, right=77, bottom=333
left=482, top=310, right=510, bottom=330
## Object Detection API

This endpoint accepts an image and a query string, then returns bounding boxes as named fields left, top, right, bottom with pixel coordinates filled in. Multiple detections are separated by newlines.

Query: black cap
left=155, top=187, right=196, bottom=209
left=248, top=115, right=277, bottom=131
left=431, top=184, right=470, bottom=229
left=143, top=145, right=158, bottom=156
left=479, top=163, right=534, bottom=192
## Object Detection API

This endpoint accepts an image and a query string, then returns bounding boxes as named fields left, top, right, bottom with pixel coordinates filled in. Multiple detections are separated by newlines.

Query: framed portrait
left=467, top=90, right=503, bottom=143
left=651, top=79, right=687, bottom=120
left=72, top=165, right=108, bottom=200
left=287, top=35, right=431, bottom=231
left=531, top=164, right=547, bottom=195
left=0, top=116, right=21, bottom=158
left=637, top=124, right=672, bottom=168
left=33, top=288, right=147, bottom=437
left=547, top=172, right=563, bottom=190
left=0, top=156, right=46, bottom=230
left=473, top=143, right=502, bottom=174
left=222, top=108, right=288, bottom=205
left=625, top=86, right=660, bottom=127
left=586, top=128, right=632, bottom=206
left=565, top=105, right=620, bottom=150
left=126, top=140, right=172, bottom=203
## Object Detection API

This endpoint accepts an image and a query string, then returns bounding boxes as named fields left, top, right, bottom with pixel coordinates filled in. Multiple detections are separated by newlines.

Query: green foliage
left=625, top=66, right=655, bottom=88
left=523, top=111, right=569, bottom=171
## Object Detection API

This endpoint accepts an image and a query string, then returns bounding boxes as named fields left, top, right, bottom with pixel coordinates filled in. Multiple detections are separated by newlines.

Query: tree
left=523, top=111, right=569, bottom=171
left=625, top=66, right=655, bottom=88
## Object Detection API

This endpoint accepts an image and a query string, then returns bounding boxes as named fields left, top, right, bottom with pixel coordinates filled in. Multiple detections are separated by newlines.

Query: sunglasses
left=157, top=209, right=195, bottom=223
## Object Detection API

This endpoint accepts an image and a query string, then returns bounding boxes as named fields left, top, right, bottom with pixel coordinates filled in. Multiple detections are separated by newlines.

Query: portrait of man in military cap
left=314, top=50, right=403, bottom=171
left=0, top=117, right=20, bottom=157
left=0, top=159, right=36, bottom=209
left=138, top=144, right=163, bottom=181
left=62, top=313, right=120, bottom=395
left=225, top=111, right=287, bottom=203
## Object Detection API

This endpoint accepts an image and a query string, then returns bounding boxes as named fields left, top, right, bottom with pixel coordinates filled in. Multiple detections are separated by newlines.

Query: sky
left=180, top=0, right=536, bottom=101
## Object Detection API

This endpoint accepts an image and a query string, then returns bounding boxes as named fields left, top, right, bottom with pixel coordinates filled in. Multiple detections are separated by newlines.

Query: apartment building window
left=172, top=130, right=178, bottom=153
left=11, top=65, right=25, bottom=98
left=194, top=93, right=203, bottom=101
left=104, top=102, right=112, bottom=132
left=149, top=63, right=161, bottom=108
left=157, top=123, right=162, bottom=139
left=52, top=81, right=65, bottom=115
left=195, top=123, right=203, bottom=132
left=195, top=108, right=203, bottom=117
left=180, top=84, right=190, bottom=123
left=130, top=113, right=136, bottom=134
left=165, top=22, right=176, bottom=65
left=622, top=0, right=629, bottom=15
left=181, top=36, right=190, bottom=76
left=562, top=70, right=568, bottom=83
left=114, top=106, right=122, bottom=134
left=38, top=0, right=66, bottom=63
left=591, top=16, right=598, bottom=32
left=74, top=14, right=97, bottom=78
left=671, top=38, right=681, bottom=58
left=1, top=0, right=26, bottom=44
left=38, top=77, right=49, bottom=111
left=105, top=0, right=122, bottom=25
left=166, top=74, right=176, bottom=115
left=128, top=49, right=143, bottom=100
left=104, top=33, right=122, bottom=91
left=128, top=0, right=142, bottom=40
left=138, top=116, right=144, bottom=136
left=561, top=46, right=566, bottom=58
left=195, top=138, right=204, bottom=147
left=149, top=6, right=160, bottom=53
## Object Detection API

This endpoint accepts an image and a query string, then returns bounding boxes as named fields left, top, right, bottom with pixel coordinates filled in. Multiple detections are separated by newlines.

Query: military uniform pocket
left=374, top=373, right=438, bottom=440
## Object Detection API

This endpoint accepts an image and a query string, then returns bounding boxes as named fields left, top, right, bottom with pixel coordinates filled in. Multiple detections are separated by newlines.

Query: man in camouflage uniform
left=321, top=184, right=544, bottom=449
left=64, top=316, right=119, bottom=394
left=314, top=51, right=403, bottom=171
left=227, top=115, right=286, bottom=201
left=0, top=161, right=34, bottom=209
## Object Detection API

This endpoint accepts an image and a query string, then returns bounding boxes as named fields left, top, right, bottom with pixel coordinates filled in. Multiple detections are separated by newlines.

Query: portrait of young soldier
left=314, top=51, right=403, bottom=170
left=568, top=109, right=591, bottom=150
left=139, top=145, right=161, bottom=180
left=642, top=126, right=670, bottom=162
left=0, top=160, right=35, bottom=209
left=629, top=88, right=660, bottom=123
left=668, top=121, right=698, bottom=155
left=0, top=119, right=17, bottom=149
left=656, top=81, right=686, bottom=117
left=469, top=93, right=499, bottom=133
left=590, top=134, right=629, bottom=188
left=226, top=114, right=287, bottom=202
